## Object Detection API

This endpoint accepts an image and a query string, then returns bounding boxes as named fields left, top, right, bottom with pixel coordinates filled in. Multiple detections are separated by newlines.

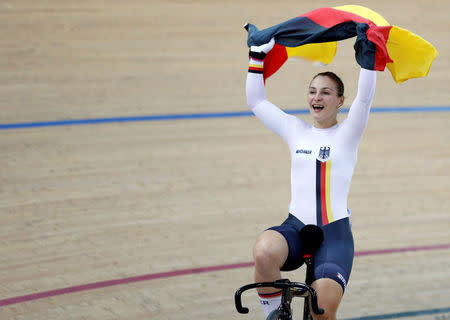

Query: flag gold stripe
left=333, top=5, right=390, bottom=26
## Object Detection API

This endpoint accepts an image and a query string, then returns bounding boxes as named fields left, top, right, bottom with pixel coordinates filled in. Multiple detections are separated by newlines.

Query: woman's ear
left=338, top=96, right=345, bottom=108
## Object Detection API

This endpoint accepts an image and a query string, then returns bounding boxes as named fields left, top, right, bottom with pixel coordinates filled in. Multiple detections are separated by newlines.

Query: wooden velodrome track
left=1, top=0, right=449, bottom=319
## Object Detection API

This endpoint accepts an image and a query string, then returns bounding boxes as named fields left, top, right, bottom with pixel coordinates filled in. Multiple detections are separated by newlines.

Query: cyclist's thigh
left=313, top=217, right=354, bottom=292
left=268, top=214, right=306, bottom=271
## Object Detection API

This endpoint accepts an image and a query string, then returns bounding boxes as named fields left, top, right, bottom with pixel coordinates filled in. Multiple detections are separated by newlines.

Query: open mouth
left=312, top=105, right=324, bottom=111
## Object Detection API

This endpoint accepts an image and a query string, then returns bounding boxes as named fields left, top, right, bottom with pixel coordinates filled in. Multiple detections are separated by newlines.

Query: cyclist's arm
left=341, top=68, right=377, bottom=145
left=246, top=71, right=294, bottom=140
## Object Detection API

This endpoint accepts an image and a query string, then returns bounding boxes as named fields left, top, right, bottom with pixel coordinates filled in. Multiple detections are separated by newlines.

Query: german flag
left=245, top=5, right=438, bottom=83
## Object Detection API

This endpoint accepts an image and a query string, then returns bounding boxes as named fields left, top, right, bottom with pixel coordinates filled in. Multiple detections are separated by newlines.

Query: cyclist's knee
left=311, top=278, right=342, bottom=320
left=253, top=230, right=288, bottom=273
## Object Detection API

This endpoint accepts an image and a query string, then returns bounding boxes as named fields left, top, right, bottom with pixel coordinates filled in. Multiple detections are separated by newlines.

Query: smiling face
left=307, top=74, right=345, bottom=129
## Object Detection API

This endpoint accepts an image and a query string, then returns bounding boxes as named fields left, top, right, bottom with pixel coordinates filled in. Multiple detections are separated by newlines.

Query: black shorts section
left=268, top=214, right=354, bottom=292
left=268, top=214, right=306, bottom=271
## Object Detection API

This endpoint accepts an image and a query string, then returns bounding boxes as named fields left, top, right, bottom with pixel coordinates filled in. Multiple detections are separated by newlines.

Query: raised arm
left=341, top=68, right=377, bottom=145
left=246, top=37, right=298, bottom=142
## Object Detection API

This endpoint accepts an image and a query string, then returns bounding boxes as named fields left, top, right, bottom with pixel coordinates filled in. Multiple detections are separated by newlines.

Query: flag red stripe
left=367, top=25, right=393, bottom=70
left=263, top=43, right=289, bottom=80
left=300, top=7, right=373, bottom=28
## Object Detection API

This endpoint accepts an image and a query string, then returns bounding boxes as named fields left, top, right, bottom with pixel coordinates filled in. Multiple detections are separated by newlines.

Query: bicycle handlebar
left=234, top=279, right=324, bottom=315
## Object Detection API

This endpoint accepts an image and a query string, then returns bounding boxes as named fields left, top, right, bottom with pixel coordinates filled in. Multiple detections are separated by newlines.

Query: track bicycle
left=235, top=225, right=324, bottom=320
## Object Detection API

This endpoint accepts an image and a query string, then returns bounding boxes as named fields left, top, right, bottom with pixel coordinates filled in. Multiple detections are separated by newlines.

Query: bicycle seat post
left=299, top=225, right=324, bottom=285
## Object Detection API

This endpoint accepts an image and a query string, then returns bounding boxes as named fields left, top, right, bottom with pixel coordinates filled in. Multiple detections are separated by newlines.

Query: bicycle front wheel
left=267, top=309, right=288, bottom=320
